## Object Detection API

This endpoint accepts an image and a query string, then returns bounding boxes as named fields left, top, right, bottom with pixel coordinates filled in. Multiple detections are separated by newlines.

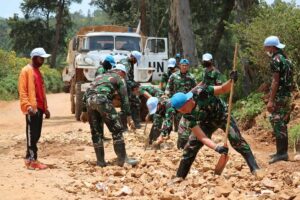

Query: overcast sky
left=0, top=0, right=299, bottom=19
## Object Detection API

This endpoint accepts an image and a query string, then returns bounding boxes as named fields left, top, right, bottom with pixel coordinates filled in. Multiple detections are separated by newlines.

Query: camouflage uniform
left=160, top=70, right=172, bottom=91
left=268, top=50, right=293, bottom=161
left=95, top=66, right=107, bottom=77
left=165, top=70, right=196, bottom=132
left=148, top=98, right=176, bottom=144
left=176, top=85, right=259, bottom=178
left=120, top=58, right=141, bottom=127
left=139, top=85, right=164, bottom=98
left=82, top=71, right=134, bottom=166
left=177, top=67, right=223, bottom=149
left=138, top=85, right=168, bottom=144
left=201, top=67, right=222, bottom=86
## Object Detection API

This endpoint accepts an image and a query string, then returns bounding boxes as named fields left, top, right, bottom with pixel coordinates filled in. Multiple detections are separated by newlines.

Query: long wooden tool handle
left=224, top=43, right=238, bottom=147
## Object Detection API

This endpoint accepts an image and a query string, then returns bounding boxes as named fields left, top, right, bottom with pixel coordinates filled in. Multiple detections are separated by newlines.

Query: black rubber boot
left=149, top=126, right=160, bottom=145
left=269, top=153, right=277, bottom=158
left=113, top=142, right=138, bottom=166
left=119, top=112, right=128, bottom=131
left=94, top=142, right=106, bottom=167
left=177, top=137, right=188, bottom=150
left=240, top=151, right=260, bottom=173
left=131, top=105, right=141, bottom=129
left=269, top=137, right=288, bottom=164
left=176, top=157, right=196, bottom=179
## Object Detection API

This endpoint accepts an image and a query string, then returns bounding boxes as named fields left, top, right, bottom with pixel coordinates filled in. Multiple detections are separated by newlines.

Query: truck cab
left=62, top=25, right=168, bottom=120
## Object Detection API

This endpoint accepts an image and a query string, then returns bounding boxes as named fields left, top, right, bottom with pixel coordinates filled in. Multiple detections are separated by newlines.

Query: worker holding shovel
left=171, top=71, right=261, bottom=179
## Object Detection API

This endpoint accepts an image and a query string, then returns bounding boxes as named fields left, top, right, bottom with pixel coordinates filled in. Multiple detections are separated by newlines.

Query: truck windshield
left=115, top=36, right=140, bottom=51
left=88, top=36, right=114, bottom=51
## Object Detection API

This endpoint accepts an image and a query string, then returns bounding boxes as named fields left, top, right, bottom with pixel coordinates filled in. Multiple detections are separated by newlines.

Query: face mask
left=266, top=51, right=273, bottom=57
left=202, top=62, right=211, bottom=68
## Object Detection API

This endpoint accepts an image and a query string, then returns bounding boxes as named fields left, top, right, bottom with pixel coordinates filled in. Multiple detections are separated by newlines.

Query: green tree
left=230, top=0, right=300, bottom=88
left=8, top=0, right=81, bottom=67
left=0, top=18, right=12, bottom=50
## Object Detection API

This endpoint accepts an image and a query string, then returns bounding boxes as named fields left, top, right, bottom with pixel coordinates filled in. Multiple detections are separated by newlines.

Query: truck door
left=141, top=37, right=168, bottom=82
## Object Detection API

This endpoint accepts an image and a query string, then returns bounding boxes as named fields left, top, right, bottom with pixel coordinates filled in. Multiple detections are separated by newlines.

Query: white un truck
left=62, top=25, right=169, bottom=120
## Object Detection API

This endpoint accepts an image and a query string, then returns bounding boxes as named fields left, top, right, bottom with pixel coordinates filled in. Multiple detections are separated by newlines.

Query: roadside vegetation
left=0, top=50, right=62, bottom=100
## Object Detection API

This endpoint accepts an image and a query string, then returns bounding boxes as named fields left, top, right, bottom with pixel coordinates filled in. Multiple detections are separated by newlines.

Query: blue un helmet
left=104, top=55, right=116, bottom=67
left=167, top=58, right=176, bottom=68
left=202, top=53, right=213, bottom=62
left=131, top=51, right=142, bottom=65
left=146, top=97, right=159, bottom=114
left=171, top=92, right=193, bottom=109
left=180, top=59, right=189, bottom=65
left=264, top=36, right=285, bottom=49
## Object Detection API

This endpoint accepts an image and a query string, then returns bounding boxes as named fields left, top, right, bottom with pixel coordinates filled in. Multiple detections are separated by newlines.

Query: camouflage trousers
left=130, top=94, right=141, bottom=124
left=126, top=80, right=141, bottom=125
left=149, top=114, right=163, bottom=144
left=87, top=94, right=124, bottom=144
left=269, top=97, right=291, bottom=140
left=177, top=117, right=191, bottom=149
left=173, top=112, right=182, bottom=132
left=181, top=116, right=251, bottom=160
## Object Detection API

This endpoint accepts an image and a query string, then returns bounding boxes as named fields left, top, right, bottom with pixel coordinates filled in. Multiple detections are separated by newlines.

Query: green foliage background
left=230, top=1, right=300, bottom=87
left=0, top=49, right=62, bottom=100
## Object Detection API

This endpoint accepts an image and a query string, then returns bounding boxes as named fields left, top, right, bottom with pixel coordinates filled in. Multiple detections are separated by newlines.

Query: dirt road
left=0, top=93, right=299, bottom=200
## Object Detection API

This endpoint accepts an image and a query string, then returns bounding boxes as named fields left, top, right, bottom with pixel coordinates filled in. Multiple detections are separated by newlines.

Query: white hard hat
left=146, top=97, right=159, bottom=115
left=264, top=36, right=285, bottom=49
left=131, top=51, right=142, bottom=65
left=167, top=58, right=176, bottom=68
left=202, top=53, right=213, bottom=61
left=30, top=47, right=51, bottom=58
left=114, top=64, right=127, bottom=73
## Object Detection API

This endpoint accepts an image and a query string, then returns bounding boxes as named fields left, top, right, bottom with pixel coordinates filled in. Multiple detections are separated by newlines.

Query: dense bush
left=230, top=1, right=300, bottom=87
left=0, top=49, right=63, bottom=100
left=190, top=66, right=227, bottom=83
left=289, top=124, right=300, bottom=150
left=232, top=92, right=265, bottom=123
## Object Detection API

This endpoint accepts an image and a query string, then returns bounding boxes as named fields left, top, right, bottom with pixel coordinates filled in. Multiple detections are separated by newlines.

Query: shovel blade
left=214, top=154, right=229, bottom=175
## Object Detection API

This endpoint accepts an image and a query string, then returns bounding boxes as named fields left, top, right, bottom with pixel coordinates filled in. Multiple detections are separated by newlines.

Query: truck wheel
left=139, top=95, right=148, bottom=122
left=63, top=84, right=71, bottom=93
left=70, top=80, right=76, bottom=114
left=75, top=82, right=84, bottom=121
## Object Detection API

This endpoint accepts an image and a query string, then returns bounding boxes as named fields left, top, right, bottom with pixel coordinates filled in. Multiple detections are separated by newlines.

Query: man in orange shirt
left=18, top=47, right=51, bottom=170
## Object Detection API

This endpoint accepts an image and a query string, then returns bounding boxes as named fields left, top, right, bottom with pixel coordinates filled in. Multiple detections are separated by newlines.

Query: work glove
left=127, top=116, right=136, bottom=130
left=80, top=112, right=88, bottom=123
left=27, top=107, right=36, bottom=116
left=230, top=70, right=238, bottom=83
left=215, top=145, right=229, bottom=154
left=45, top=110, right=51, bottom=119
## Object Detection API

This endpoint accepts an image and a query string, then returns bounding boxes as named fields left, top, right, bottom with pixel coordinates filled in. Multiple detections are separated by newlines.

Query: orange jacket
left=18, top=64, right=48, bottom=114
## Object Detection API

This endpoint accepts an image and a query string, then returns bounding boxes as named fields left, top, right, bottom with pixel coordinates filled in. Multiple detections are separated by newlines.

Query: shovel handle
left=224, top=43, right=238, bottom=146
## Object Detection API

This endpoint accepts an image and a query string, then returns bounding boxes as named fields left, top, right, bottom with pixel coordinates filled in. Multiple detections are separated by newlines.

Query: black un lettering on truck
left=148, top=62, right=164, bottom=72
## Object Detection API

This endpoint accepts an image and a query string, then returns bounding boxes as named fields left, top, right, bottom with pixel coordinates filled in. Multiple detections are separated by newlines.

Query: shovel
left=215, top=43, right=238, bottom=175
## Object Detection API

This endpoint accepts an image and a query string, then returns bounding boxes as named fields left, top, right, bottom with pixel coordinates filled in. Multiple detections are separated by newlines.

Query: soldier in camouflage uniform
left=159, top=58, right=178, bottom=91
left=177, top=53, right=223, bottom=149
left=199, top=53, right=223, bottom=86
left=95, top=55, right=116, bottom=77
left=175, top=53, right=181, bottom=67
left=165, top=58, right=196, bottom=132
left=146, top=97, right=176, bottom=145
left=130, top=83, right=170, bottom=145
left=94, top=55, right=116, bottom=141
left=80, top=64, right=138, bottom=167
left=264, top=36, right=293, bottom=164
left=119, top=51, right=142, bottom=128
left=138, top=85, right=164, bottom=99
left=170, top=71, right=261, bottom=179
